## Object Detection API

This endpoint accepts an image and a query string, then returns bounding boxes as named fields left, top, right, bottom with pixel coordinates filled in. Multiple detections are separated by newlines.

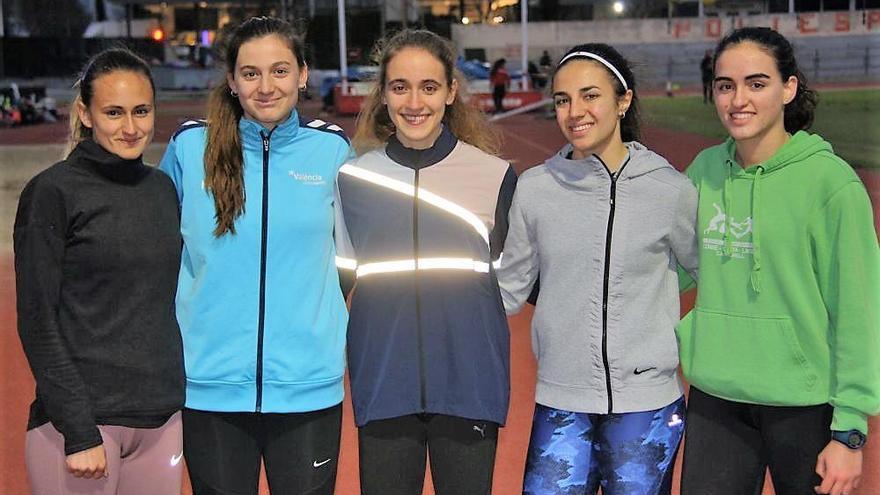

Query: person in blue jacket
left=335, top=29, right=514, bottom=495
left=158, top=16, right=350, bottom=495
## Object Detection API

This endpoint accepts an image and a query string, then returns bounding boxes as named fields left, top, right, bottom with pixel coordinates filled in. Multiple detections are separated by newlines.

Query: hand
left=814, top=440, right=862, bottom=495
left=65, top=445, right=108, bottom=479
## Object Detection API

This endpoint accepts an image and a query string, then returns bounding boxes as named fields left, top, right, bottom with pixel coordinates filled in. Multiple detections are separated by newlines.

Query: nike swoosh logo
left=633, top=367, right=657, bottom=375
left=313, top=458, right=332, bottom=468
left=170, top=452, right=183, bottom=466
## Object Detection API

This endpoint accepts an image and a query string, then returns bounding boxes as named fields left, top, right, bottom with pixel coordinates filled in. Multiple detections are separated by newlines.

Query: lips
left=402, top=114, right=429, bottom=126
left=728, top=112, right=754, bottom=124
left=119, top=137, right=142, bottom=146
left=568, top=122, right=594, bottom=135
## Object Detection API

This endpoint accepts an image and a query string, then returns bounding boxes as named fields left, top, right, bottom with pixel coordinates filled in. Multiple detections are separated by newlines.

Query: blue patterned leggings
left=523, top=397, right=686, bottom=495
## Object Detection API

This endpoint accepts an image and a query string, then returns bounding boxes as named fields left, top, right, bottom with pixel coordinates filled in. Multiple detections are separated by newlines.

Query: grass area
left=641, top=88, right=880, bottom=169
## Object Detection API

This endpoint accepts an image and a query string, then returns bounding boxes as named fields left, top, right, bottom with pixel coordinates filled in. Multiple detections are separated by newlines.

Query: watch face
left=848, top=432, right=865, bottom=448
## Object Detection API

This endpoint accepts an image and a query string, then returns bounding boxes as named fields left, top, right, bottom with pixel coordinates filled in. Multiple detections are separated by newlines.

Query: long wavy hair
left=206, top=16, right=306, bottom=236
left=67, top=48, right=155, bottom=157
left=352, top=29, right=501, bottom=156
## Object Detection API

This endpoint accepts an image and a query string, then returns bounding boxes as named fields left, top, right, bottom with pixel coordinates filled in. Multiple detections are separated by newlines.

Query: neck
left=734, top=124, right=789, bottom=167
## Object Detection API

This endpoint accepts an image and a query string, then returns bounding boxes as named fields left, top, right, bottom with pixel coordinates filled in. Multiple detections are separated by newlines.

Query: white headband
left=558, top=51, right=628, bottom=91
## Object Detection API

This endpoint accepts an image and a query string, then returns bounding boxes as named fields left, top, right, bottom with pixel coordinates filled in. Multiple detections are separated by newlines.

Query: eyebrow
left=387, top=78, right=443, bottom=86
left=552, top=85, right=600, bottom=97
left=239, top=62, right=292, bottom=70
left=714, top=73, right=771, bottom=82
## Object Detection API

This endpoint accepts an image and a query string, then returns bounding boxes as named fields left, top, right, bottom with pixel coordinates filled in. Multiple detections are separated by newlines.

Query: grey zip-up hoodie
left=497, top=141, right=698, bottom=414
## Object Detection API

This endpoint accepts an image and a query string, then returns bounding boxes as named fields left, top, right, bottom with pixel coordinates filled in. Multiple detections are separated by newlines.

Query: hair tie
left=558, top=51, right=628, bottom=90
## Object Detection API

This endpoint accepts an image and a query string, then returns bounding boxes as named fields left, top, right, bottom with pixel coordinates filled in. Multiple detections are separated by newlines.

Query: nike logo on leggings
left=313, top=458, right=332, bottom=468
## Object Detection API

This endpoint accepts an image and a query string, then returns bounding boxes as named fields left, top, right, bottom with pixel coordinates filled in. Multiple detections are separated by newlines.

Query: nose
left=566, top=98, right=586, bottom=121
left=122, top=113, right=137, bottom=135
left=405, top=90, right=422, bottom=110
left=732, top=85, right=748, bottom=108
left=259, top=75, right=273, bottom=95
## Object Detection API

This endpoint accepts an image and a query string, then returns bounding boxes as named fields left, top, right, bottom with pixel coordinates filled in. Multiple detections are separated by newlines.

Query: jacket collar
left=68, top=138, right=148, bottom=184
left=386, top=125, right=458, bottom=170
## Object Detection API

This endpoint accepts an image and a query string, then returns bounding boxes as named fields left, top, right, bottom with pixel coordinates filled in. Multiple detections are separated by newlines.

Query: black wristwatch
left=831, top=429, right=867, bottom=450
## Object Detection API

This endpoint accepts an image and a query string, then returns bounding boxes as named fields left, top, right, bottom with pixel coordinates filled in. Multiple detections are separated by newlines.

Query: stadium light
left=462, top=17, right=471, bottom=24
left=613, top=1, right=625, bottom=13
left=493, top=16, right=505, bottom=23
left=151, top=27, right=165, bottom=42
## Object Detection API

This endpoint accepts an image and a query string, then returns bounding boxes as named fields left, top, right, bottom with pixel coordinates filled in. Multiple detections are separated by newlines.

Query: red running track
left=1, top=103, right=878, bottom=494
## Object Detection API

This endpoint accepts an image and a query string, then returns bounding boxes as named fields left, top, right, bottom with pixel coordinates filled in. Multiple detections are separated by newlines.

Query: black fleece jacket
left=14, top=139, right=185, bottom=455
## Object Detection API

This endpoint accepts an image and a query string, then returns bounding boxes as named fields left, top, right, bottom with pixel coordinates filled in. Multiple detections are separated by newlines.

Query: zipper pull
left=609, top=196, right=614, bottom=206
left=261, top=132, right=269, bottom=152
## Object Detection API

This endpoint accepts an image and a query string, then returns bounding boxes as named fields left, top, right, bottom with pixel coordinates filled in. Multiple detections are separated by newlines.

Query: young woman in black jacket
left=14, top=48, right=185, bottom=495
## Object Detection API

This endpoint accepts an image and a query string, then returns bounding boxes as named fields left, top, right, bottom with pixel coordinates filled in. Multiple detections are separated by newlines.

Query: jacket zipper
left=597, top=154, right=631, bottom=415
left=413, top=169, right=427, bottom=411
left=256, top=130, right=273, bottom=412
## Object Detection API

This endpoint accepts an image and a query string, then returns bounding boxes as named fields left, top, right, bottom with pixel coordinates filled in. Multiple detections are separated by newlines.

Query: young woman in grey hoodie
left=497, top=44, right=699, bottom=494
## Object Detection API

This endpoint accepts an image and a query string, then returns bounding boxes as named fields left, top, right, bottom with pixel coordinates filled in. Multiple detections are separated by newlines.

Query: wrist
left=831, top=429, right=867, bottom=450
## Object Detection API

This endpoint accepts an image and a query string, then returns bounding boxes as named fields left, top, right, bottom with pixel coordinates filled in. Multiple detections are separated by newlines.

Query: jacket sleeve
left=489, top=166, right=517, bottom=261
left=334, top=176, right=357, bottom=298
left=13, top=177, right=103, bottom=455
left=671, top=179, right=699, bottom=285
left=158, top=137, right=184, bottom=203
left=810, top=181, right=880, bottom=434
left=495, top=182, right=539, bottom=315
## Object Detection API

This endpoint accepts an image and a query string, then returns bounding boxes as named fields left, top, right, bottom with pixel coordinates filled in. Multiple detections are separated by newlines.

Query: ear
left=618, top=89, right=633, bottom=115
left=782, top=75, right=798, bottom=105
left=226, top=72, right=237, bottom=95
left=298, top=63, right=309, bottom=90
left=447, top=78, right=459, bottom=106
left=76, top=99, right=93, bottom=129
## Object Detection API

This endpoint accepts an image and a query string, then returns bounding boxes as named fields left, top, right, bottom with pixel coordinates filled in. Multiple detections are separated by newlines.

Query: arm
left=13, top=177, right=103, bottom=458
left=495, top=182, right=539, bottom=315
left=810, top=182, right=880, bottom=495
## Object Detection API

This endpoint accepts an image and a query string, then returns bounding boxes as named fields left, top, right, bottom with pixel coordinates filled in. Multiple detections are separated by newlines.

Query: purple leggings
left=25, top=412, right=182, bottom=495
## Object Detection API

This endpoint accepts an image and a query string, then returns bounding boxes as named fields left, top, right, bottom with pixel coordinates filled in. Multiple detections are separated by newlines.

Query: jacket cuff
left=831, top=405, right=868, bottom=435
left=63, top=428, right=104, bottom=456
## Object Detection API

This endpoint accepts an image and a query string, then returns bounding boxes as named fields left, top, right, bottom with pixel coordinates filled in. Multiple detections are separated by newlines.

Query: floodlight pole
left=521, top=0, right=528, bottom=90
left=338, top=0, right=348, bottom=93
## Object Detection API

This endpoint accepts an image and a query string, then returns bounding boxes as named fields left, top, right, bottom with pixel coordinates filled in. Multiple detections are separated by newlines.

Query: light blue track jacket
left=159, top=111, right=350, bottom=413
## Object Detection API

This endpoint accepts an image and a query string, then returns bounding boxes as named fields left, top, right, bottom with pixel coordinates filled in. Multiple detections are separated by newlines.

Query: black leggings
left=182, top=405, right=342, bottom=495
left=492, top=85, right=506, bottom=113
left=681, top=387, right=833, bottom=495
left=358, top=413, right=499, bottom=495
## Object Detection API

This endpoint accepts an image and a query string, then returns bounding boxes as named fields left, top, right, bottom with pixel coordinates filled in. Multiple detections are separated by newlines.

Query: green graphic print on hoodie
left=678, top=131, right=880, bottom=434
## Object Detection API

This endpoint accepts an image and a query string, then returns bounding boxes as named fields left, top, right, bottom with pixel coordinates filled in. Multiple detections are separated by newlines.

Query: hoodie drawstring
left=749, top=166, right=764, bottom=293
left=723, top=161, right=734, bottom=256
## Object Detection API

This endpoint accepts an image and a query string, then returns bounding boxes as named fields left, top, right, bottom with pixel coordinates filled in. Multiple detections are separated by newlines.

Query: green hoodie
left=678, top=131, right=880, bottom=434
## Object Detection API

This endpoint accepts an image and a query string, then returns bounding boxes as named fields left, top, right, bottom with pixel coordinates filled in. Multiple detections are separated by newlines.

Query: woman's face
left=383, top=47, right=457, bottom=150
left=712, top=42, right=797, bottom=146
left=227, top=34, right=308, bottom=130
left=77, top=70, right=155, bottom=160
left=552, top=60, right=631, bottom=160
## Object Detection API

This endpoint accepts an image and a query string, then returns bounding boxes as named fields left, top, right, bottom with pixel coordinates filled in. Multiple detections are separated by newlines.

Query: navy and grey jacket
left=336, top=127, right=515, bottom=427
left=497, top=142, right=699, bottom=415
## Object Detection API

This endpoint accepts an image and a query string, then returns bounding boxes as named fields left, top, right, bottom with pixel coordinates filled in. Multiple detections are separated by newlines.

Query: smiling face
left=552, top=60, right=631, bottom=160
left=713, top=42, right=797, bottom=151
left=227, top=34, right=307, bottom=130
left=383, top=47, right=457, bottom=150
left=77, top=70, right=155, bottom=160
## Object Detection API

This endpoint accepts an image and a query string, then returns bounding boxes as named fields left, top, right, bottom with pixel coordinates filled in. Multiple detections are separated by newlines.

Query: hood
left=719, top=131, right=833, bottom=293
left=545, top=141, right=675, bottom=190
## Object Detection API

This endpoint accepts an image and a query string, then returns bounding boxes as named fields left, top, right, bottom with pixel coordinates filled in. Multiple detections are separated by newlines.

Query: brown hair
left=206, top=16, right=306, bottom=236
left=352, top=29, right=501, bottom=156
left=67, top=48, right=155, bottom=157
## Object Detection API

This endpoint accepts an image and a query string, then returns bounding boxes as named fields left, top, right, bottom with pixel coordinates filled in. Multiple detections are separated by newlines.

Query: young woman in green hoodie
left=678, top=27, right=880, bottom=495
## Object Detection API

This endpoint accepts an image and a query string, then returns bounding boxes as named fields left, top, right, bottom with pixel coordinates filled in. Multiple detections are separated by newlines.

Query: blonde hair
left=352, top=29, right=501, bottom=156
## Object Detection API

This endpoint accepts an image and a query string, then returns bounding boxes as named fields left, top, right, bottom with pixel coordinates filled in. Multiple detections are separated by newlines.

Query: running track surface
left=1, top=99, right=878, bottom=494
